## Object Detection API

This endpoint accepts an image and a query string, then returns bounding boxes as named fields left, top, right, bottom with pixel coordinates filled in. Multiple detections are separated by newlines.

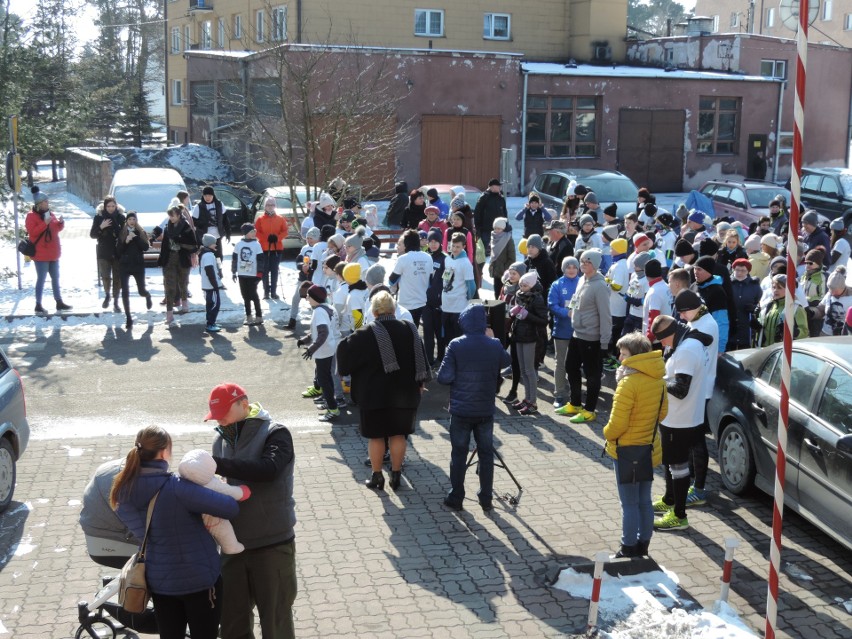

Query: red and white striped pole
left=719, top=537, right=740, bottom=603
left=587, top=551, right=609, bottom=632
left=768, top=1, right=808, bottom=637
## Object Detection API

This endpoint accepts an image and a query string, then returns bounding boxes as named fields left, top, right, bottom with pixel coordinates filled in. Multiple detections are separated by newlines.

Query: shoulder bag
left=17, top=228, right=47, bottom=257
left=118, top=490, right=161, bottom=613
left=615, top=388, right=665, bottom=485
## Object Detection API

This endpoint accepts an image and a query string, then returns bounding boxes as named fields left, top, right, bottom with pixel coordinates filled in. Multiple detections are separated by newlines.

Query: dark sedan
left=190, top=183, right=257, bottom=232
left=0, top=347, right=29, bottom=512
left=707, top=337, right=852, bottom=550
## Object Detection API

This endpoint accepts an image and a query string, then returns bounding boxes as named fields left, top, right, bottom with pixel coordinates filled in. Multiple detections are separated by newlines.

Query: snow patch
left=13, top=536, right=36, bottom=557
left=601, top=600, right=757, bottom=638
left=62, top=445, right=84, bottom=457
left=67, top=499, right=81, bottom=506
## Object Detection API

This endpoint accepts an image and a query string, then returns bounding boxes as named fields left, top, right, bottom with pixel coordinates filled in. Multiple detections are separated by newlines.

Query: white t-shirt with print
left=441, top=254, right=475, bottom=314
left=661, top=336, right=708, bottom=429
left=234, top=239, right=263, bottom=277
left=642, top=279, right=673, bottom=335
left=392, top=250, right=433, bottom=310
left=625, top=273, right=649, bottom=319
left=606, top=258, right=629, bottom=317
left=199, top=250, right=222, bottom=290
left=688, top=312, right=719, bottom=400
left=310, top=304, right=339, bottom=360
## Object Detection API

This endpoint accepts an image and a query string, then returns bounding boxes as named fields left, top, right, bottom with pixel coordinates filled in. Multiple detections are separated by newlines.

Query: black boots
left=389, top=470, right=402, bottom=491
left=614, top=540, right=650, bottom=559
left=365, top=471, right=385, bottom=490
left=56, top=300, right=72, bottom=311
left=102, top=293, right=110, bottom=309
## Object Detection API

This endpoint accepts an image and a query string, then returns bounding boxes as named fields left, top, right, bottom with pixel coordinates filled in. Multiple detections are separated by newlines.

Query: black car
left=707, top=337, right=852, bottom=550
left=190, top=183, right=257, bottom=232
left=798, top=168, right=852, bottom=222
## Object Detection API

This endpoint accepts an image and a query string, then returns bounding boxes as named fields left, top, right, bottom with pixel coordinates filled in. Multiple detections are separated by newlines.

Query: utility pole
left=8, top=115, right=22, bottom=290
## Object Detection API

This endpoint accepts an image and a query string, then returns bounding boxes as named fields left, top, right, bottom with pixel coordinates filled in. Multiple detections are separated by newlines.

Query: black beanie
left=695, top=255, right=716, bottom=273
left=674, top=238, right=696, bottom=258
left=604, top=203, right=617, bottom=218
left=674, top=289, right=703, bottom=312
left=699, top=237, right=719, bottom=257
left=321, top=224, right=336, bottom=241
left=645, top=258, right=663, bottom=279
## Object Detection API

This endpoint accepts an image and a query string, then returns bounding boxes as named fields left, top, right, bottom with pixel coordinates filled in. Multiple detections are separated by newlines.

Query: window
left=766, top=8, right=775, bottom=28
left=272, top=6, right=286, bottom=41
left=759, top=351, right=781, bottom=387
left=184, top=25, right=191, bottom=51
left=712, top=15, right=719, bottom=32
left=256, top=10, right=265, bottom=42
left=697, top=96, right=740, bottom=154
left=790, top=353, right=827, bottom=407
left=823, top=0, right=832, bottom=21
left=483, top=13, right=510, bottom=40
left=845, top=14, right=852, bottom=30
left=218, top=18, right=225, bottom=48
left=730, top=12, right=740, bottom=28
left=526, top=95, right=599, bottom=158
left=200, top=21, right=212, bottom=49
left=414, top=9, right=444, bottom=37
left=218, top=81, right=243, bottom=125
left=234, top=14, right=242, bottom=39
left=171, top=27, right=181, bottom=54
left=250, top=79, right=281, bottom=117
left=818, top=367, right=852, bottom=433
left=760, top=59, right=787, bottom=80
left=171, top=79, right=183, bottom=106
left=191, top=81, right=214, bottom=115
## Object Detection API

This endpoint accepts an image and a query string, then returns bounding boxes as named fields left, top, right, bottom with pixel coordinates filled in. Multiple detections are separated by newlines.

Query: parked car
left=418, top=184, right=483, bottom=210
left=250, top=185, right=320, bottom=251
left=798, top=168, right=852, bottom=223
left=699, top=179, right=791, bottom=226
left=109, top=168, right=188, bottom=265
left=190, top=183, right=256, bottom=232
left=0, top=347, right=29, bottom=512
left=530, top=169, right=640, bottom=218
left=706, top=336, right=852, bottom=550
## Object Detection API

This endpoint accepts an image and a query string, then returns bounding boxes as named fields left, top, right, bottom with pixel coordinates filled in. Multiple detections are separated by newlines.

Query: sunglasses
left=805, top=261, right=816, bottom=265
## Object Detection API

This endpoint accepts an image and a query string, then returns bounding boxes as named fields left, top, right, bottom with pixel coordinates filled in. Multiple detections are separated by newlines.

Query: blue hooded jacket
left=697, top=274, right=730, bottom=351
left=437, top=305, right=511, bottom=418
left=547, top=274, right=580, bottom=339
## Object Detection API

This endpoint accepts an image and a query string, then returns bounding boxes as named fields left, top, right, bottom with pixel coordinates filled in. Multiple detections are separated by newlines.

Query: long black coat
left=156, top=219, right=197, bottom=269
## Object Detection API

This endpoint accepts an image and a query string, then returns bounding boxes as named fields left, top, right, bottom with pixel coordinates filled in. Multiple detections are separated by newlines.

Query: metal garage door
left=421, top=115, right=501, bottom=188
left=617, top=109, right=685, bottom=192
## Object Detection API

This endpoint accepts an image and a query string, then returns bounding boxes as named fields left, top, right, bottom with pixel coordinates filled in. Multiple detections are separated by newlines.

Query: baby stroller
left=76, top=460, right=158, bottom=638
left=75, top=534, right=159, bottom=638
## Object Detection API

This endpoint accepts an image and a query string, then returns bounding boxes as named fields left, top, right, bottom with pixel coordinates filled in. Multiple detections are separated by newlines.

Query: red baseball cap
left=205, top=383, right=247, bottom=421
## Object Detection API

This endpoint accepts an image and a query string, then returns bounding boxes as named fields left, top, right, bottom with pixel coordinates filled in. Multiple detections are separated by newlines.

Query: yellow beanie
left=610, top=238, right=628, bottom=255
left=518, top=238, right=528, bottom=256
left=343, top=262, right=361, bottom=284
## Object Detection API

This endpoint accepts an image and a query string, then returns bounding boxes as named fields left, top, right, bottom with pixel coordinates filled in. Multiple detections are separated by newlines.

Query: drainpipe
left=847, top=68, right=852, bottom=168
left=297, top=0, right=302, bottom=43
left=520, top=71, right=529, bottom=193
left=772, top=78, right=785, bottom=184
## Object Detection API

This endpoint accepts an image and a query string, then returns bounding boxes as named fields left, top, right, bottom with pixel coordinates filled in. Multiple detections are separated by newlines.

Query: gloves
left=232, top=273, right=238, bottom=283
left=516, top=307, right=529, bottom=320
left=267, top=233, right=278, bottom=246
left=301, top=348, right=313, bottom=361
left=237, top=485, right=251, bottom=501
left=297, top=336, right=309, bottom=347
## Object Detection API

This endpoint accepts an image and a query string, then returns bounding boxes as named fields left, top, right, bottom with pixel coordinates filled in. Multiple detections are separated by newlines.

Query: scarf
left=615, top=365, right=638, bottom=383
left=370, top=317, right=432, bottom=382
left=490, top=230, right=511, bottom=260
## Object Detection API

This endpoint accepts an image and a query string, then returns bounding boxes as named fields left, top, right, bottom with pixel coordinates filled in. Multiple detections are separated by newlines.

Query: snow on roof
left=521, top=62, right=776, bottom=83
left=188, top=43, right=523, bottom=61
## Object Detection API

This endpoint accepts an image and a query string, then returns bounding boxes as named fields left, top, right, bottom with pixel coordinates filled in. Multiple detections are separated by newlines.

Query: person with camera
left=90, top=195, right=126, bottom=312
left=255, top=196, right=288, bottom=300
left=25, top=187, right=72, bottom=315
left=115, top=211, right=153, bottom=329
left=438, top=304, right=511, bottom=512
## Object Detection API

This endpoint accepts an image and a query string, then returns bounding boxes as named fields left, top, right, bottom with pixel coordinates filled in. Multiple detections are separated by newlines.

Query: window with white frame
left=234, top=14, right=242, bottom=39
left=201, top=21, right=212, bottom=49
left=823, top=0, right=833, bottom=21
left=218, top=18, right=225, bottom=48
left=712, top=14, right=719, bottom=32
left=483, top=13, right=510, bottom=39
left=184, top=25, right=191, bottom=51
left=760, top=59, right=787, bottom=79
left=845, top=13, right=852, bottom=30
left=414, top=9, right=443, bottom=37
left=171, top=27, right=181, bottom=53
left=256, top=10, right=265, bottom=42
left=171, top=79, right=183, bottom=106
left=272, top=6, right=286, bottom=41
left=730, top=12, right=740, bottom=28
left=766, top=8, right=775, bottom=28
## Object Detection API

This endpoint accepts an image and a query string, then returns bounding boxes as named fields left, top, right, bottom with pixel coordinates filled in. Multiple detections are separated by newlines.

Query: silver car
left=0, top=347, right=29, bottom=512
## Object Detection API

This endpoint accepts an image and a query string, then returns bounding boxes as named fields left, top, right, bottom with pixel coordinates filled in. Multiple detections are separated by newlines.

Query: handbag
left=17, top=229, right=46, bottom=257
left=118, top=490, right=161, bottom=614
left=615, top=389, right=665, bottom=485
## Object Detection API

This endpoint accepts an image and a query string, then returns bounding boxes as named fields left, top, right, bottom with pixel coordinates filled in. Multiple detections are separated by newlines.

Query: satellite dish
left=779, top=0, right=820, bottom=31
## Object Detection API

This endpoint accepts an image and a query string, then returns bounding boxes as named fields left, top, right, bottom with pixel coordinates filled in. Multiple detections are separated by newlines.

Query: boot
left=125, top=316, right=133, bottom=329
left=102, top=293, right=110, bottom=309
left=55, top=300, right=72, bottom=311
left=144, top=292, right=153, bottom=310
left=113, top=300, right=121, bottom=313
left=365, top=471, right=385, bottom=490
left=389, top=470, right=402, bottom=491
left=614, top=544, right=638, bottom=559
left=635, top=540, right=650, bottom=557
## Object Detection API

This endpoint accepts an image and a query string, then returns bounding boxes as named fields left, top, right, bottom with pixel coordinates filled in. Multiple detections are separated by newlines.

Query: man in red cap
left=205, top=383, right=297, bottom=639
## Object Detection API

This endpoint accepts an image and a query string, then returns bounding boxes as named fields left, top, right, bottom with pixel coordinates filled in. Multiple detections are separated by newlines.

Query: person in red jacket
left=254, top=196, right=289, bottom=299
left=25, top=187, right=71, bottom=315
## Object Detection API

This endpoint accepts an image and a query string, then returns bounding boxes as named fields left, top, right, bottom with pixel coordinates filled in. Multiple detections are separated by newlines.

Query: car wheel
left=0, top=438, right=15, bottom=512
left=718, top=421, right=756, bottom=495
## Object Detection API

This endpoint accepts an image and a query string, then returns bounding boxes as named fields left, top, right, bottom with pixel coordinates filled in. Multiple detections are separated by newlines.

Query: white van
left=109, top=167, right=188, bottom=264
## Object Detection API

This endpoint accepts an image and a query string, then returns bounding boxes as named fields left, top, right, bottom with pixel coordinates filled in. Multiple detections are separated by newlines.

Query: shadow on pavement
left=0, top=501, right=30, bottom=572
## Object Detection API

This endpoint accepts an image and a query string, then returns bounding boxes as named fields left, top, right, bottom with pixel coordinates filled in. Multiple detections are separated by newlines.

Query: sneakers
left=251, top=316, right=264, bottom=325
left=652, top=498, right=672, bottom=513
left=206, top=324, right=222, bottom=332
left=503, top=390, right=518, bottom=403
left=335, top=396, right=347, bottom=408
left=685, top=486, right=707, bottom=508
left=518, top=402, right=538, bottom=415
left=510, top=398, right=526, bottom=410
left=654, top=510, right=689, bottom=530
left=285, top=318, right=297, bottom=330
left=602, top=356, right=620, bottom=372
left=318, top=409, right=340, bottom=422
left=554, top=403, right=582, bottom=416
left=244, top=315, right=254, bottom=326
left=552, top=396, right=565, bottom=408
left=569, top=409, right=596, bottom=424
left=302, top=386, right=322, bottom=398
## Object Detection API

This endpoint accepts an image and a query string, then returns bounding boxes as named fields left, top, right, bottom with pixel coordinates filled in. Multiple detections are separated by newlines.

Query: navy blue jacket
left=115, top=460, right=239, bottom=596
left=437, top=305, right=511, bottom=417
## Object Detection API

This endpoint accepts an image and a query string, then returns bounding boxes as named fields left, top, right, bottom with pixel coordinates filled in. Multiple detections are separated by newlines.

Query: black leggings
left=238, top=276, right=262, bottom=317
left=120, top=268, right=149, bottom=317
left=566, top=337, right=602, bottom=411
left=150, top=576, right=222, bottom=639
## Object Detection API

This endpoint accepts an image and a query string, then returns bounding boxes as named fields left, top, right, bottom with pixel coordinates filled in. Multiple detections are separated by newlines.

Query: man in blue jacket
left=437, top=304, right=511, bottom=512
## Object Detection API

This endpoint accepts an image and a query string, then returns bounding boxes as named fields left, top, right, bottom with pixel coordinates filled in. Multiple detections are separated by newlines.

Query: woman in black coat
left=336, top=291, right=431, bottom=491
left=115, top=211, right=153, bottom=329
left=157, top=206, right=198, bottom=325
left=508, top=274, right=548, bottom=415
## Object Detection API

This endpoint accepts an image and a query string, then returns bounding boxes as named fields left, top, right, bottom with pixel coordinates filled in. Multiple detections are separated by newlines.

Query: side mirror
left=837, top=433, right=852, bottom=459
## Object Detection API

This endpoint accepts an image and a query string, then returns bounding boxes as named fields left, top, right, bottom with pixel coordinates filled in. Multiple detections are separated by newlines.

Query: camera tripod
left=466, top=446, right=523, bottom=506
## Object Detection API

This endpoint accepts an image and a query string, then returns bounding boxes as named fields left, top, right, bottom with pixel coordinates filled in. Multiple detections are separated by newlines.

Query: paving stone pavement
left=1, top=362, right=851, bottom=638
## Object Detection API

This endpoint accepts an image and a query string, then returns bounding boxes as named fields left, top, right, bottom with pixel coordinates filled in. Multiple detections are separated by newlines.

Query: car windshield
left=840, top=174, right=852, bottom=197
left=438, top=191, right=482, bottom=207
left=113, top=184, right=182, bottom=214
left=746, top=187, right=789, bottom=208
left=582, top=177, right=637, bottom=203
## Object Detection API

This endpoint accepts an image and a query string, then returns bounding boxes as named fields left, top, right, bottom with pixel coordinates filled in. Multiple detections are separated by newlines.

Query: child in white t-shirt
left=231, top=224, right=264, bottom=325
left=298, top=284, right=341, bottom=422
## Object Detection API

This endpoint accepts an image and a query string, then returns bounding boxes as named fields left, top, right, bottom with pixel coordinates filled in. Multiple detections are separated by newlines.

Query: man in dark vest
left=192, top=186, right=231, bottom=259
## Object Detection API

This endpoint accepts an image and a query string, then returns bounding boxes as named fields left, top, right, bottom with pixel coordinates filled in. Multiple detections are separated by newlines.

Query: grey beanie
left=32, top=188, right=48, bottom=205
left=202, top=233, right=217, bottom=248
left=305, top=227, right=321, bottom=241
left=364, top=263, right=386, bottom=287
left=579, top=248, right=602, bottom=270
left=828, top=266, right=847, bottom=291
left=802, top=210, right=819, bottom=227
left=584, top=192, right=599, bottom=205
left=527, top=234, right=544, bottom=251
left=602, top=224, right=620, bottom=241
left=579, top=214, right=595, bottom=228
left=562, top=256, right=580, bottom=272
left=345, top=227, right=366, bottom=249
left=634, top=252, right=652, bottom=271
left=509, top=261, right=527, bottom=275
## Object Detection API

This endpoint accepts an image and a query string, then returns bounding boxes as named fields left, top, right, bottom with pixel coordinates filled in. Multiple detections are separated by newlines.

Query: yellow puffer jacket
left=602, top=350, right=668, bottom=465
